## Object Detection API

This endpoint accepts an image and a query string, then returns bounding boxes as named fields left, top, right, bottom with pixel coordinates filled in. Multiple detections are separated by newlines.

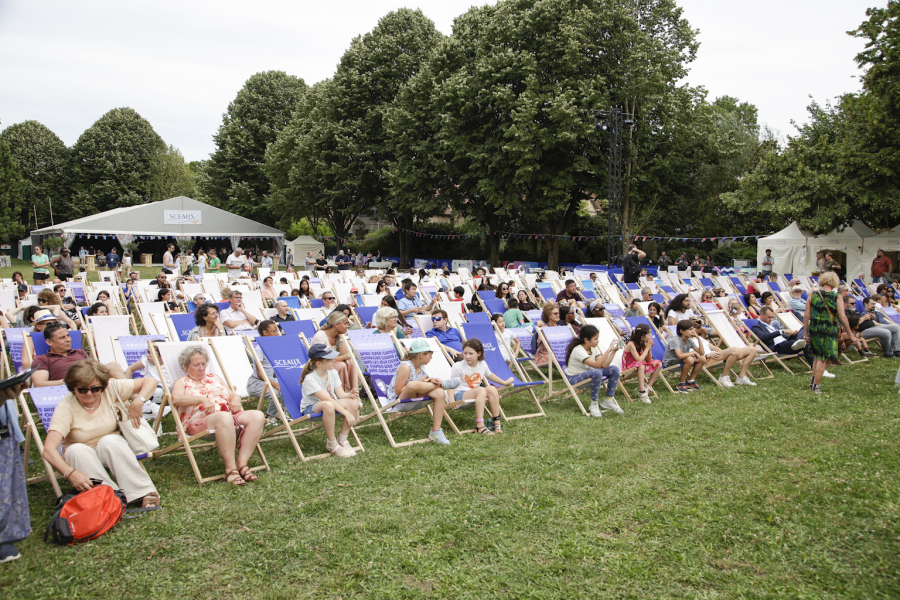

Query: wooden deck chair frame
left=534, top=326, right=590, bottom=416
left=147, top=340, right=270, bottom=485
left=740, top=319, right=811, bottom=375
left=17, top=385, right=68, bottom=498
left=240, top=335, right=355, bottom=462
left=583, top=317, right=659, bottom=402
left=701, top=310, right=775, bottom=381
left=344, top=332, right=464, bottom=447
left=458, top=322, right=546, bottom=421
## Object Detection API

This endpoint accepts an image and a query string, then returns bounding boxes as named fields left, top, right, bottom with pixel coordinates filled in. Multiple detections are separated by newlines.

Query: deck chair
left=742, top=319, right=811, bottom=374
left=137, top=302, right=168, bottom=335
left=534, top=326, right=589, bottom=415
left=483, top=298, right=506, bottom=315
left=112, top=334, right=168, bottom=373
left=279, top=319, right=317, bottom=340
left=4, top=328, right=30, bottom=373
left=164, top=313, right=198, bottom=342
left=703, top=311, right=775, bottom=379
left=583, top=317, right=655, bottom=402
left=465, top=312, right=491, bottom=324
left=354, top=306, right=377, bottom=327
left=87, top=315, right=133, bottom=365
left=253, top=335, right=364, bottom=460
left=208, top=336, right=253, bottom=398
left=459, top=322, right=546, bottom=420
left=346, top=329, right=462, bottom=447
left=18, top=385, right=69, bottom=497
left=148, top=340, right=270, bottom=485
left=26, top=331, right=83, bottom=368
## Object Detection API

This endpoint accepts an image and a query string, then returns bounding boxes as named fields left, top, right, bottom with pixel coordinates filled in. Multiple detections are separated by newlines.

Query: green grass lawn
left=2, top=257, right=900, bottom=598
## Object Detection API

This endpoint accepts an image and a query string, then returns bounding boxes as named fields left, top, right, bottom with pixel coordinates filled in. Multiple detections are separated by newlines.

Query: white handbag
left=106, top=390, right=159, bottom=455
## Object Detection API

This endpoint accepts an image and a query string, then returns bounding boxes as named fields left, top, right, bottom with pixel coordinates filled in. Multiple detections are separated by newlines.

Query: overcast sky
left=0, top=0, right=882, bottom=162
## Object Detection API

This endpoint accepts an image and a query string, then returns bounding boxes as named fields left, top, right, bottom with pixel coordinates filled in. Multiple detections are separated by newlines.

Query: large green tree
left=69, top=108, right=165, bottom=220
left=198, top=70, right=307, bottom=225
left=0, top=120, right=69, bottom=229
left=723, top=2, right=900, bottom=232
left=150, top=144, right=195, bottom=201
left=0, top=141, right=27, bottom=241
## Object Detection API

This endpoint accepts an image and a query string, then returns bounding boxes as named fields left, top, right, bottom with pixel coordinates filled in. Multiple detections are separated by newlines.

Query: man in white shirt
left=225, top=247, right=246, bottom=281
left=260, top=251, right=273, bottom=270
left=162, top=243, right=177, bottom=274
left=220, top=291, right=258, bottom=334
left=305, top=251, right=316, bottom=272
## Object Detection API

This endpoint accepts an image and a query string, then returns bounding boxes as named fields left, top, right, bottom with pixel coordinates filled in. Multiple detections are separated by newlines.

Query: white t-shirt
left=449, top=360, right=492, bottom=394
left=300, top=369, right=342, bottom=413
left=225, top=253, right=245, bottom=274
left=497, top=329, right=516, bottom=361
left=163, top=251, right=175, bottom=270
left=220, top=306, right=254, bottom=333
left=669, top=309, right=695, bottom=323
left=565, top=345, right=601, bottom=377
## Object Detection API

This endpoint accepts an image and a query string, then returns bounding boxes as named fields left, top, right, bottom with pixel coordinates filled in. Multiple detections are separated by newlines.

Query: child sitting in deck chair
left=663, top=320, right=708, bottom=393
left=564, top=325, right=623, bottom=417
left=449, top=339, right=511, bottom=435
left=299, top=343, right=362, bottom=459
left=622, top=324, right=662, bottom=403
left=387, top=338, right=456, bottom=445
left=491, top=314, right=521, bottom=362
left=693, top=324, right=758, bottom=388
left=503, top=297, right=526, bottom=328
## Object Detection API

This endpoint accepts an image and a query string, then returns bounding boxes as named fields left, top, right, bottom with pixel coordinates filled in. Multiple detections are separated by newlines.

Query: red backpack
left=45, top=481, right=127, bottom=545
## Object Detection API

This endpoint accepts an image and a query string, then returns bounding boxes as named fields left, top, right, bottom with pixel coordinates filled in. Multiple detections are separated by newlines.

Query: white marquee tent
left=285, top=235, right=325, bottom=268
left=30, top=196, right=284, bottom=253
left=756, top=221, right=813, bottom=276
left=805, top=220, right=876, bottom=280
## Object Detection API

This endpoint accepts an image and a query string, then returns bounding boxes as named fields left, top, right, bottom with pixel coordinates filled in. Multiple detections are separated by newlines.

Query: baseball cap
left=589, top=300, right=604, bottom=313
left=17, top=284, right=27, bottom=292
left=407, top=338, right=432, bottom=355
left=33, top=309, right=58, bottom=323
left=307, top=343, right=339, bottom=360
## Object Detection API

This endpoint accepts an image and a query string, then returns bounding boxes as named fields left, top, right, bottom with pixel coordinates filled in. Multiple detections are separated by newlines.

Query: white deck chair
left=88, top=315, right=133, bottom=365
left=149, top=340, right=270, bottom=485
left=208, top=336, right=254, bottom=398
left=705, top=310, right=775, bottom=379
left=137, top=302, right=168, bottom=335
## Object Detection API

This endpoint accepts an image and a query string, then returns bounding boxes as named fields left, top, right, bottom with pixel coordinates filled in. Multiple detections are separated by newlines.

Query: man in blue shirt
left=396, top=281, right=433, bottom=317
left=425, top=309, right=462, bottom=360
left=106, top=248, right=120, bottom=271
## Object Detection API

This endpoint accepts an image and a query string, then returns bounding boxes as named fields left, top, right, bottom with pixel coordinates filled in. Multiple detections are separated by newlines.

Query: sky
left=0, top=0, right=883, bottom=162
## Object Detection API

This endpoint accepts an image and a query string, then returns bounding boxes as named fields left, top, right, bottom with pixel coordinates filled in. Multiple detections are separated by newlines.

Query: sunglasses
left=76, top=385, right=103, bottom=395
left=323, top=296, right=335, bottom=300
left=432, top=316, right=443, bottom=322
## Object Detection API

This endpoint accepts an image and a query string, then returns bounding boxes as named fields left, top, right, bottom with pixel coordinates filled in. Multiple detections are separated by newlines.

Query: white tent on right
left=862, top=225, right=900, bottom=282
left=806, top=220, right=876, bottom=281
left=756, top=221, right=813, bottom=278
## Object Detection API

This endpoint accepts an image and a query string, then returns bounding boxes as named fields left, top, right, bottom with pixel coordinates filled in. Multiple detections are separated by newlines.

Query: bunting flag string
left=315, top=227, right=769, bottom=244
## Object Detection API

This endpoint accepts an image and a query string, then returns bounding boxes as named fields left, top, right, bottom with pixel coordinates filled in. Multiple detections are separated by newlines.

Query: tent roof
left=30, top=197, right=284, bottom=238
left=863, top=224, right=900, bottom=245
left=287, top=235, right=322, bottom=245
left=810, top=220, right=876, bottom=243
left=758, top=221, right=813, bottom=245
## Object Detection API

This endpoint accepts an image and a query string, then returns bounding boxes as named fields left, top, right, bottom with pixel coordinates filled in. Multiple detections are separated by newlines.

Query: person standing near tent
left=804, top=272, right=853, bottom=393
left=305, top=251, right=316, bottom=272
left=823, top=253, right=843, bottom=279
left=31, top=246, right=50, bottom=284
left=162, top=243, right=177, bottom=274
left=760, top=249, right=774, bottom=277
left=285, top=249, right=293, bottom=273
left=225, top=248, right=245, bottom=281
left=871, top=249, right=893, bottom=284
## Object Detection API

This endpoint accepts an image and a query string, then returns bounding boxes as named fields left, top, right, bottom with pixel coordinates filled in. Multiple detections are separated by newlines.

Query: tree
left=0, top=120, right=69, bottom=229
left=150, top=144, right=195, bottom=201
left=0, top=141, right=27, bottom=241
left=198, top=71, right=307, bottom=225
left=69, top=108, right=165, bottom=219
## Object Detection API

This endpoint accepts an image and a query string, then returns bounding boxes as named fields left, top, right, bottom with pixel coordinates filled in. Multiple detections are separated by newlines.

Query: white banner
left=163, top=210, right=201, bottom=224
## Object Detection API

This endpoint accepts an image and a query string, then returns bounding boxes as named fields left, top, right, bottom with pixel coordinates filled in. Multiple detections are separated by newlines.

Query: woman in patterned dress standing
left=803, top=272, right=855, bottom=394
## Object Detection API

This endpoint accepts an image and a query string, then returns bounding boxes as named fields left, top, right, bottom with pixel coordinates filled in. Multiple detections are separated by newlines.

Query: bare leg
left=485, top=386, right=501, bottom=418
left=680, top=357, right=695, bottom=382
left=337, top=397, right=360, bottom=435
left=647, top=362, right=661, bottom=387
left=637, top=365, right=646, bottom=391
left=207, top=412, right=237, bottom=472
left=722, top=350, right=739, bottom=378
left=234, top=410, right=264, bottom=467
left=812, top=358, right=827, bottom=385
left=316, top=402, right=336, bottom=442
left=737, top=348, right=755, bottom=378
left=472, top=388, right=487, bottom=421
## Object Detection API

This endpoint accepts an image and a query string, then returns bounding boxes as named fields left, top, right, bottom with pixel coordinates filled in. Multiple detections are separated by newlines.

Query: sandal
left=237, top=465, right=259, bottom=482
left=491, top=416, right=504, bottom=434
left=141, top=492, right=161, bottom=508
left=475, top=426, right=495, bottom=435
left=225, top=469, right=246, bottom=486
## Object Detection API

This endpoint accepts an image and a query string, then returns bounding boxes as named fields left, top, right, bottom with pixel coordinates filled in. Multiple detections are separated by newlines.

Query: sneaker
left=860, top=350, right=876, bottom=357
left=894, top=352, right=900, bottom=358
left=0, top=543, right=20, bottom=564
left=266, top=417, right=280, bottom=426
left=812, top=383, right=822, bottom=394
left=142, top=402, right=171, bottom=419
left=686, top=381, right=701, bottom=391
left=339, top=440, right=357, bottom=456
left=428, top=429, right=451, bottom=445
left=638, top=390, right=651, bottom=404
left=327, top=441, right=355, bottom=458
left=734, top=376, right=757, bottom=386
left=676, top=382, right=692, bottom=394
left=718, top=375, right=734, bottom=388
left=441, top=378, right=461, bottom=390
left=791, top=339, right=807, bottom=352
left=822, top=370, right=836, bottom=379
left=588, top=402, right=603, bottom=417
left=600, top=398, right=624, bottom=414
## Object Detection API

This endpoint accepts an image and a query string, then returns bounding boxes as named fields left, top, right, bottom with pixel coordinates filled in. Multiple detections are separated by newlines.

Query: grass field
left=2, top=258, right=899, bottom=599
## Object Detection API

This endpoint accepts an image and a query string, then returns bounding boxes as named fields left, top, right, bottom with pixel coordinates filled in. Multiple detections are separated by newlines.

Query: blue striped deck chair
left=538, top=286, right=556, bottom=303
left=699, top=278, right=714, bottom=289
left=279, top=319, right=317, bottom=341
left=354, top=306, right=377, bottom=327
left=852, top=279, right=870, bottom=297
left=651, top=294, right=666, bottom=304
left=28, top=330, right=83, bottom=360
left=465, top=312, right=491, bottom=324
left=4, top=327, right=29, bottom=372
left=483, top=298, right=506, bottom=315
left=879, top=306, right=900, bottom=326
left=309, top=298, right=324, bottom=308
left=524, top=310, right=542, bottom=323
left=535, top=325, right=589, bottom=415
left=729, top=277, right=747, bottom=294
left=460, top=322, right=546, bottom=420
left=281, top=296, right=303, bottom=309
left=345, top=329, right=461, bottom=447
left=254, top=334, right=364, bottom=460
left=581, top=290, right=598, bottom=301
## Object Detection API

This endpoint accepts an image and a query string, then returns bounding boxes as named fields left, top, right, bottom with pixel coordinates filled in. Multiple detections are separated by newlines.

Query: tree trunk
left=485, top=210, right=501, bottom=269
left=620, top=100, right=637, bottom=256
left=547, top=237, right=561, bottom=271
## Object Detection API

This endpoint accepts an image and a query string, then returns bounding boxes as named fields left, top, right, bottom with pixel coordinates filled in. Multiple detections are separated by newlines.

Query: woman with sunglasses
left=42, top=359, right=161, bottom=508
left=516, top=289, right=537, bottom=312
left=495, top=283, right=512, bottom=307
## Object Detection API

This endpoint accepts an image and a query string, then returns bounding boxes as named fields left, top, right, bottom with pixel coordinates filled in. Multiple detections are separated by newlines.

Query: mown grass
left=3, top=259, right=900, bottom=598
